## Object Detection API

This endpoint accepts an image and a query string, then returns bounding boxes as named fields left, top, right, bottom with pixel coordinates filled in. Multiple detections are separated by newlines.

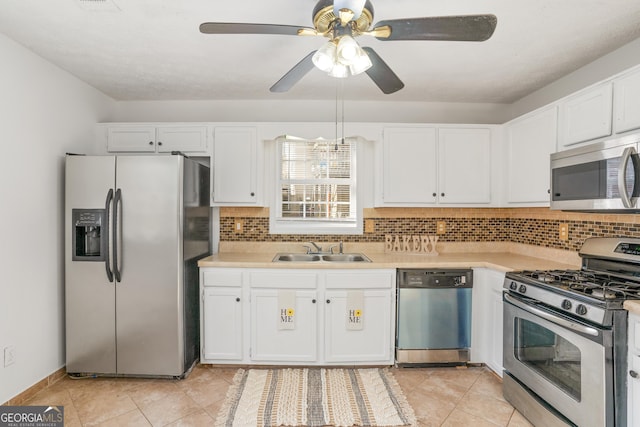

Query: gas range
left=505, top=237, right=640, bottom=327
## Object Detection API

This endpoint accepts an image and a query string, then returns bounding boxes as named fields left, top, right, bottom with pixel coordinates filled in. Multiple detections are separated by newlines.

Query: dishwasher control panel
left=398, top=269, right=473, bottom=289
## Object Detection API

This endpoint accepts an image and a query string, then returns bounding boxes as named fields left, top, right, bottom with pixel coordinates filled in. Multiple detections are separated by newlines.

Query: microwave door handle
left=504, top=293, right=599, bottom=337
left=618, top=146, right=637, bottom=208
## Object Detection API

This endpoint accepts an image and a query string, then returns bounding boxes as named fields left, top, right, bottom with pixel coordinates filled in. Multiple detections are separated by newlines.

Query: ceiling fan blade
left=270, top=51, right=317, bottom=93
left=199, top=22, right=314, bottom=36
left=372, top=14, right=497, bottom=42
left=361, top=47, right=404, bottom=94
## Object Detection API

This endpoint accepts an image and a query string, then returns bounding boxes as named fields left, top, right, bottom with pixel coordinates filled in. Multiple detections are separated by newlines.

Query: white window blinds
left=277, top=137, right=356, bottom=223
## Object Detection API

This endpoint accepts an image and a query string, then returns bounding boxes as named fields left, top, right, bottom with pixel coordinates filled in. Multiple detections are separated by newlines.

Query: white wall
left=0, top=34, right=115, bottom=404
left=113, top=99, right=509, bottom=124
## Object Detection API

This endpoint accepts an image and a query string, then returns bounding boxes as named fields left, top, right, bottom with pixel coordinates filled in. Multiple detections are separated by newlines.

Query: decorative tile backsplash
left=219, top=207, right=640, bottom=252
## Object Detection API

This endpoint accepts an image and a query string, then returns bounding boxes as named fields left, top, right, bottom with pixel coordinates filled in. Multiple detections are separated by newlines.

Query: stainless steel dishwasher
left=396, top=268, right=473, bottom=365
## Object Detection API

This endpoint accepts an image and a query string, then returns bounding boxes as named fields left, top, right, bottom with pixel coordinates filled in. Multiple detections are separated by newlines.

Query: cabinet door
left=250, top=289, right=317, bottom=362
left=506, top=107, right=557, bottom=204
left=630, top=352, right=640, bottom=427
left=488, top=288, right=504, bottom=376
left=559, top=82, right=613, bottom=148
left=438, top=128, right=491, bottom=204
left=324, top=290, right=393, bottom=363
left=212, top=127, right=258, bottom=205
left=107, top=126, right=156, bottom=152
left=157, top=126, right=208, bottom=153
left=381, top=127, right=437, bottom=204
left=614, top=68, right=640, bottom=134
left=202, top=287, right=243, bottom=361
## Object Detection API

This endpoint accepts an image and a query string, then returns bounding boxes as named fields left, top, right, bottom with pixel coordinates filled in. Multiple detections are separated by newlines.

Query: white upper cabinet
left=614, top=67, right=640, bottom=134
left=558, top=82, right=613, bottom=149
left=105, top=124, right=208, bottom=154
left=438, top=128, right=492, bottom=204
left=505, top=106, right=557, bottom=204
left=380, top=127, right=438, bottom=205
left=378, top=126, right=492, bottom=206
left=211, top=126, right=261, bottom=206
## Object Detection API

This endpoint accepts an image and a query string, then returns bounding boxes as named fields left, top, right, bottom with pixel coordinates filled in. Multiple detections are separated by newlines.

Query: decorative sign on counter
left=278, top=290, right=296, bottom=330
left=346, top=290, right=364, bottom=331
left=384, top=235, right=439, bottom=256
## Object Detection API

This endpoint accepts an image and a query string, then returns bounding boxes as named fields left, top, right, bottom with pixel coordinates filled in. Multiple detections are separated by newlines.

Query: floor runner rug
left=215, top=368, right=416, bottom=427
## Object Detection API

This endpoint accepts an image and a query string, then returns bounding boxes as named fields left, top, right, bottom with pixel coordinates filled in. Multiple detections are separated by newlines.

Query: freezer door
left=115, top=156, right=185, bottom=376
left=65, top=155, right=117, bottom=374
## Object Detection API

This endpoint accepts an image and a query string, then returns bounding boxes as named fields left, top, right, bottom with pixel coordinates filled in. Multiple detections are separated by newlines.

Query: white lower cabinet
left=250, top=289, right=318, bottom=362
left=324, top=289, right=393, bottom=363
left=629, top=312, right=640, bottom=427
left=471, top=268, right=505, bottom=376
left=202, top=287, right=243, bottom=361
left=200, top=267, right=395, bottom=365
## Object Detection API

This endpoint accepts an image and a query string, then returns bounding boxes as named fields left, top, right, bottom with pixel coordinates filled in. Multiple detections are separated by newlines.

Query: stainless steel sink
left=272, top=253, right=371, bottom=263
left=321, top=253, right=371, bottom=262
left=272, top=253, right=322, bottom=262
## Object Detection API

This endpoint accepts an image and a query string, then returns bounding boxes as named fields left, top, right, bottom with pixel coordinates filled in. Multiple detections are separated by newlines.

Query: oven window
left=515, top=319, right=581, bottom=401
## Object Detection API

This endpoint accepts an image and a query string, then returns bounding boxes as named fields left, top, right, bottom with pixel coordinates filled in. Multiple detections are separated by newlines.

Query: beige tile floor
left=23, top=364, right=533, bottom=427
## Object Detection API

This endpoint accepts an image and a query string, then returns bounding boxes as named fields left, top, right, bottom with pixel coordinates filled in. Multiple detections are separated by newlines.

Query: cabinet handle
left=631, top=370, right=639, bottom=379
left=326, top=299, right=331, bottom=304
left=312, top=299, right=316, bottom=304
left=235, top=297, right=240, bottom=302
left=148, top=141, right=153, bottom=145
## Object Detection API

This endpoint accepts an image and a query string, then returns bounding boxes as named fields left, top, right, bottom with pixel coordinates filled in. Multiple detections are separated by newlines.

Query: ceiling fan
left=199, top=0, right=497, bottom=94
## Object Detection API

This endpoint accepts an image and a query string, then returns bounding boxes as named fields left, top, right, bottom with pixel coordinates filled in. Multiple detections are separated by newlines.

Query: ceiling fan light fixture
left=336, top=35, right=360, bottom=64
left=312, top=40, right=337, bottom=72
left=328, top=62, right=349, bottom=78
left=349, top=49, right=372, bottom=75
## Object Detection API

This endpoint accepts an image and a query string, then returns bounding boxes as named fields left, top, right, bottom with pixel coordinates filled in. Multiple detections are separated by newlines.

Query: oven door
left=503, top=293, right=613, bottom=427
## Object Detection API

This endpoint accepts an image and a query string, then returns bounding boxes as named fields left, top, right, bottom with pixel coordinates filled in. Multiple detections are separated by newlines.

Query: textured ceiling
left=1, top=0, right=640, bottom=103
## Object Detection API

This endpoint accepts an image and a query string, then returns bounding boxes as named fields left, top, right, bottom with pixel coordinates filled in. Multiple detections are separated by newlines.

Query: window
left=270, top=136, right=361, bottom=234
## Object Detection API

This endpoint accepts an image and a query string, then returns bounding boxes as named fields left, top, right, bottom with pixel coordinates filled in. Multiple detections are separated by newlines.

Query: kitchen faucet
left=329, top=241, right=344, bottom=254
left=304, top=242, right=323, bottom=254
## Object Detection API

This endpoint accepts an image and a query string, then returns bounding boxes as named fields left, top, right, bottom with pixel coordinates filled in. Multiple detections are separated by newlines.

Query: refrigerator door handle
left=113, top=188, right=123, bottom=282
left=104, top=189, right=114, bottom=282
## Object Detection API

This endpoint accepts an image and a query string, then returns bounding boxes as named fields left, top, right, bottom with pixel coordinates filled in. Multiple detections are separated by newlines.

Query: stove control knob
left=576, top=304, right=588, bottom=316
left=509, top=281, right=518, bottom=291
left=518, top=284, right=527, bottom=294
left=561, top=299, right=572, bottom=310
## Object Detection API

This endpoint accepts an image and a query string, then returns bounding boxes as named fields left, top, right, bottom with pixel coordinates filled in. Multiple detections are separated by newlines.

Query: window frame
left=269, top=136, right=363, bottom=235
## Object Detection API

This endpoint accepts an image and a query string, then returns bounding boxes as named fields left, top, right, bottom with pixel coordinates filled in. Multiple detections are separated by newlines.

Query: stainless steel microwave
left=550, top=134, right=640, bottom=211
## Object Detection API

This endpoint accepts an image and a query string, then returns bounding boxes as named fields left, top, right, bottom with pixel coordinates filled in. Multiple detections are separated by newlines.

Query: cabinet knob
left=432, top=193, right=437, bottom=197
left=326, top=299, right=331, bottom=304
left=250, top=192, right=255, bottom=197
left=547, top=189, right=551, bottom=194
left=312, top=299, right=316, bottom=304
left=235, top=297, right=240, bottom=302
left=441, top=193, right=445, bottom=197
left=148, top=141, right=153, bottom=145
left=631, top=370, right=639, bottom=379
left=158, top=141, right=162, bottom=146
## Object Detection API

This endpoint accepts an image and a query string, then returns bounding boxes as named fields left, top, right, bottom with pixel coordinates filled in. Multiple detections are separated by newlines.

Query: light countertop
left=625, top=300, right=640, bottom=316
left=197, top=242, right=580, bottom=272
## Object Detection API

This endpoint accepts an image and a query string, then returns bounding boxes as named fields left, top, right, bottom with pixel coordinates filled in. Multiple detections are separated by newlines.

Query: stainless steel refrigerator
left=65, top=154, right=210, bottom=377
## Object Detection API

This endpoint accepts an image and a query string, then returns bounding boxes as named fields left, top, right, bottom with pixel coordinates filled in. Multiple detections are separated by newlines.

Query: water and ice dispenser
left=72, top=209, right=106, bottom=261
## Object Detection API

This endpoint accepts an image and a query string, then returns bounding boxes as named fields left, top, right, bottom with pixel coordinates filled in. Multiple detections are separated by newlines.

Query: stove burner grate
left=518, top=269, right=640, bottom=301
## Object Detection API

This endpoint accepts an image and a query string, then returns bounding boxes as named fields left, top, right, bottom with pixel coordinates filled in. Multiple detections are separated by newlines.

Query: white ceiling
left=1, top=0, right=640, bottom=104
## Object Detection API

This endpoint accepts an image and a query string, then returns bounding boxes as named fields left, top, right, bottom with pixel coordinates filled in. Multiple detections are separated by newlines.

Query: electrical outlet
left=437, top=221, right=446, bottom=234
left=234, top=219, right=244, bottom=234
left=364, top=219, right=375, bottom=233
left=4, top=345, right=15, bottom=367
left=559, top=223, right=569, bottom=241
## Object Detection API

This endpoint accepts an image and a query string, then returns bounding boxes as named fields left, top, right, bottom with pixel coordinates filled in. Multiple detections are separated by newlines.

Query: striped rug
left=215, top=368, right=416, bottom=427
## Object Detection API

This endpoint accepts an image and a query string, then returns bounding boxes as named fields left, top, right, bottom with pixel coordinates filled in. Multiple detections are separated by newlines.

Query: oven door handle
left=504, top=293, right=599, bottom=337
left=618, top=146, right=637, bottom=208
